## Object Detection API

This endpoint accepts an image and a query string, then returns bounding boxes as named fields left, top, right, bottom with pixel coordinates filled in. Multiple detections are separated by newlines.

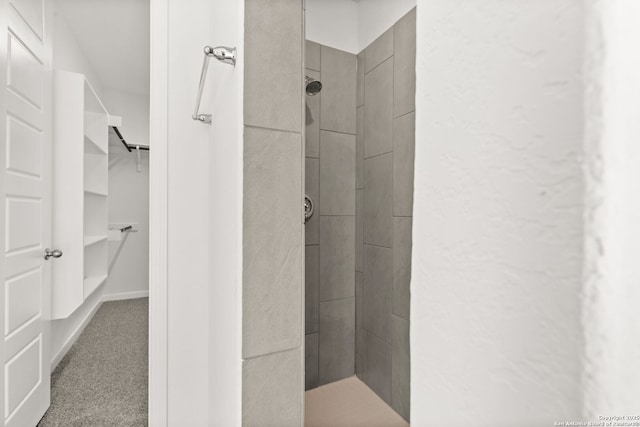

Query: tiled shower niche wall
left=305, top=7, right=416, bottom=423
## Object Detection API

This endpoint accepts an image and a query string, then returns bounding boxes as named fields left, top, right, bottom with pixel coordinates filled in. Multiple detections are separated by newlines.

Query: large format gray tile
left=305, top=333, right=319, bottom=390
left=305, top=69, right=321, bottom=158
left=305, top=157, right=319, bottom=244
left=392, top=218, right=412, bottom=320
left=365, top=27, right=393, bottom=73
left=320, top=131, right=355, bottom=215
left=306, top=39, right=321, bottom=71
left=357, top=51, right=364, bottom=107
left=243, top=127, right=302, bottom=358
left=244, top=0, right=302, bottom=132
left=393, top=111, right=415, bottom=218
left=356, top=106, right=364, bottom=189
left=363, top=244, right=392, bottom=342
left=243, top=348, right=302, bottom=426
left=391, top=315, right=410, bottom=421
left=319, top=216, right=355, bottom=301
left=306, top=245, right=319, bottom=334
left=320, top=46, right=357, bottom=134
left=364, top=331, right=391, bottom=404
left=393, top=8, right=416, bottom=118
left=355, top=189, right=364, bottom=272
left=319, top=298, right=355, bottom=385
left=355, top=271, right=364, bottom=367
left=364, top=153, right=393, bottom=247
left=364, top=57, right=393, bottom=158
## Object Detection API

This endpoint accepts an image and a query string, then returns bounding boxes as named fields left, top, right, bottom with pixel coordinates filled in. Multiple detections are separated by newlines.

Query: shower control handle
left=44, top=248, right=63, bottom=260
left=304, top=195, right=314, bottom=223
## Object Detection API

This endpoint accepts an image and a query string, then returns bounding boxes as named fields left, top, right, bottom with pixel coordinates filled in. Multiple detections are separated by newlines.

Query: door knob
left=44, top=248, right=63, bottom=260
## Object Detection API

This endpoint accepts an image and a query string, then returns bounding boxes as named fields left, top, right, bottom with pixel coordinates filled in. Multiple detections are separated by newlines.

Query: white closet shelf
left=84, top=275, right=107, bottom=297
left=84, top=189, right=108, bottom=197
left=84, top=135, right=107, bottom=155
left=84, top=185, right=107, bottom=195
left=84, top=235, right=108, bottom=247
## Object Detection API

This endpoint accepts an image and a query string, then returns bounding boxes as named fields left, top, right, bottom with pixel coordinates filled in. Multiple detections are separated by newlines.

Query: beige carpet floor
left=38, top=298, right=148, bottom=427
left=305, top=376, right=409, bottom=427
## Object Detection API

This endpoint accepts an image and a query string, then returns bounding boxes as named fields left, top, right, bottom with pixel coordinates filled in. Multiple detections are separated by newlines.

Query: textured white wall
left=582, top=0, right=640, bottom=417
left=412, top=1, right=585, bottom=425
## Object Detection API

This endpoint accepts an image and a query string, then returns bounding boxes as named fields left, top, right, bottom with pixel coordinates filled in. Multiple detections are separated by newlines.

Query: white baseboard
left=50, top=297, right=103, bottom=372
left=49, top=289, right=149, bottom=372
left=102, top=290, right=149, bottom=302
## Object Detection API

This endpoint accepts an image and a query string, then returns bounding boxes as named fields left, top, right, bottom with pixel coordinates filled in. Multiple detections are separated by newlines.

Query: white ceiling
left=56, top=0, right=150, bottom=96
left=306, top=0, right=416, bottom=53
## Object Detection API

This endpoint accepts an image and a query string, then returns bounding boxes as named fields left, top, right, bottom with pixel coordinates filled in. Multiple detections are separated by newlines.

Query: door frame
left=149, top=0, right=168, bottom=424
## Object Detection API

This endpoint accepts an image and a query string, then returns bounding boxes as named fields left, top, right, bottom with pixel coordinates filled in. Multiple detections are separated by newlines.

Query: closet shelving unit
left=52, top=70, right=118, bottom=319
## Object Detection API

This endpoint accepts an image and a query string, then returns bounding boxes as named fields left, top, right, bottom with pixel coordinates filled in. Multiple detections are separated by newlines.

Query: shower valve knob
left=304, top=195, right=314, bottom=223
left=44, top=248, right=63, bottom=260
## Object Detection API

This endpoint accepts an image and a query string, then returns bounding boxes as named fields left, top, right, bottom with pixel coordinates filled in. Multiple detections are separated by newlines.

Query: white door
left=0, top=0, right=53, bottom=425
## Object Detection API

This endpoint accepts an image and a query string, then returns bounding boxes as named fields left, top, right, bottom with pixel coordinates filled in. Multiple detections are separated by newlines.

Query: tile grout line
left=365, top=53, right=394, bottom=77
left=319, top=295, right=356, bottom=304
left=243, top=345, right=301, bottom=362
left=320, top=128, right=357, bottom=137
left=363, top=242, right=392, bottom=250
left=244, top=124, right=302, bottom=136
left=364, top=150, right=393, bottom=161
left=316, top=43, right=322, bottom=388
left=393, top=109, right=416, bottom=121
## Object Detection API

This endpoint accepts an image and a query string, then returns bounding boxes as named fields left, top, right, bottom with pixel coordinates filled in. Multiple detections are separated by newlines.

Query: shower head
left=305, top=76, right=322, bottom=96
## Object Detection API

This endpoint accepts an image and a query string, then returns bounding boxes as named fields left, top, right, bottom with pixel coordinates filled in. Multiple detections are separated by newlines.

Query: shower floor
left=305, top=376, right=408, bottom=427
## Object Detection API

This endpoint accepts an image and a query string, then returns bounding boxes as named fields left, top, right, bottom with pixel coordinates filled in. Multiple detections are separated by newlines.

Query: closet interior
left=41, top=0, right=150, bottom=424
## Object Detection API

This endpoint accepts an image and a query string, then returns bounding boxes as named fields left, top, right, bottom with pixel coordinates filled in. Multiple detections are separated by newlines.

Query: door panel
left=7, top=34, right=42, bottom=108
left=5, top=267, right=41, bottom=336
left=5, top=197, right=41, bottom=252
left=7, top=116, right=43, bottom=178
left=8, top=0, right=43, bottom=41
left=5, top=336, right=41, bottom=418
left=1, top=0, right=52, bottom=425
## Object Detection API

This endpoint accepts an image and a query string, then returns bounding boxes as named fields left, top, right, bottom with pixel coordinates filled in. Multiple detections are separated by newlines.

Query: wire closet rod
left=111, top=126, right=150, bottom=152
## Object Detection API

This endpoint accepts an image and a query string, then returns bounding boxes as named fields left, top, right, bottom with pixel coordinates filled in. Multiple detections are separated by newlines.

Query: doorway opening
left=41, top=0, right=150, bottom=424
left=303, top=1, right=416, bottom=425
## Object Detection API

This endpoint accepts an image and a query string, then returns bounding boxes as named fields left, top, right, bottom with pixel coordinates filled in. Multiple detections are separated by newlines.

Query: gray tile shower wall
left=319, top=216, right=355, bottom=301
left=319, top=298, right=356, bottom=384
left=320, top=46, right=357, bottom=134
left=242, top=0, right=304, bottom=425
left=305, top=40, right=357, bottom=391
left=356, top=7, right=416, bottom=423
